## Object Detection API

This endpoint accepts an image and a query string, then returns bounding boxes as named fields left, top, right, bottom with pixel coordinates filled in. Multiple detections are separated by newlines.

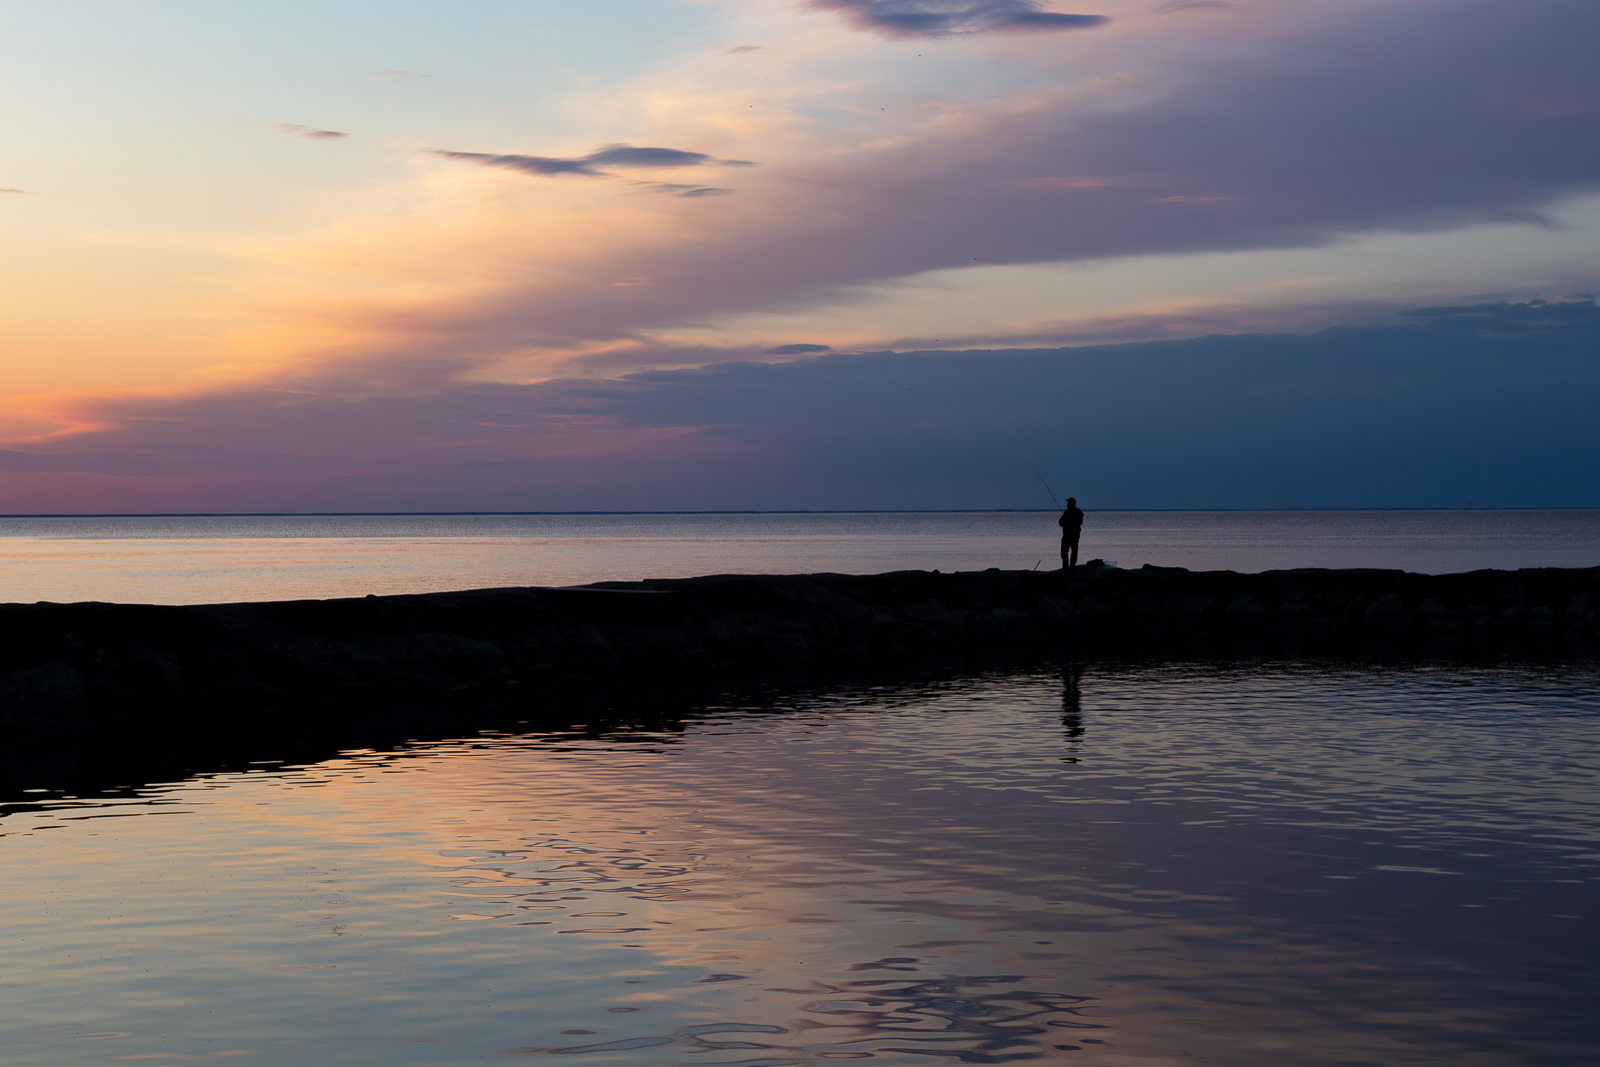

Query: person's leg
left=1060, top=539, right=1070, bottom=570
left=1068, top=536, right=1079, bottom=568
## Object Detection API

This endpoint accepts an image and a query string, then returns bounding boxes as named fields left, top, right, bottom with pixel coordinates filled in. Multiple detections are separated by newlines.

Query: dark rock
left=1363, top=593, right=1408, bottom=618
left=1226, top=594, right=1269, bottom=619
left=1076, top=596, right=1118, bottom=617
left=0, top=663, right=90, bottom=733
left=903, top=600, right=964, bottom=628
left=0, top=565, right=1594, bottom=753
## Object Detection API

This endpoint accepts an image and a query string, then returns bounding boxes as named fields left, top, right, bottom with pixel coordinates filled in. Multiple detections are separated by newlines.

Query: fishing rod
left=1029, top=460, right=1061, bottom=511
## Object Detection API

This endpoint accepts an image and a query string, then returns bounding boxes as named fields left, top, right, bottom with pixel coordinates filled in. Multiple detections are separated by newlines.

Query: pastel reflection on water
left=0, top=664, right=1596, bottom=1065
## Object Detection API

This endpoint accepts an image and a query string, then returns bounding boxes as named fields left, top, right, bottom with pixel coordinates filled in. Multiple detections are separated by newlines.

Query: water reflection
left=1, top=663, right=1597, bottom=1066
left=509, top=979, right=1097, bottom=1061
left=1060, top=663, right=1085, bottom=754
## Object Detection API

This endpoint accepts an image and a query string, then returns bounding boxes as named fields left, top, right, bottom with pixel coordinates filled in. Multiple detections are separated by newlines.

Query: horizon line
left=1, top=507, right=1596, bottom=519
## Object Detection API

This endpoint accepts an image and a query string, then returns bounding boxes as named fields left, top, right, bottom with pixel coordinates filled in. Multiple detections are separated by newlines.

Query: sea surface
left=2, top=664, right=1596, bottom=1066
left=1, top=510, right=1596, bottom=605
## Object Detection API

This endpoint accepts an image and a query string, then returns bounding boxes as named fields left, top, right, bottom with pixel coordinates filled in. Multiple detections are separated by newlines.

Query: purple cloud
left=431, top=143, right=756, bottom=179
left=805, top=0, right=1108, bottom=38
left=630, top=181, right=737, bottom=198
left=352, top=0, right=1600, bottom=380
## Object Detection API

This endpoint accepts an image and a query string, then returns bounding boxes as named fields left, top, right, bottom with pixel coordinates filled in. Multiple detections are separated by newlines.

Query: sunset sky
left=2, top=0, right=1597, bottom=512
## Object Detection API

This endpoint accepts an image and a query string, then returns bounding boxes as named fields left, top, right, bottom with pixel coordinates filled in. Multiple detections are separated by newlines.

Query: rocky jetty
left=2, top=565, right=1597, bottom=742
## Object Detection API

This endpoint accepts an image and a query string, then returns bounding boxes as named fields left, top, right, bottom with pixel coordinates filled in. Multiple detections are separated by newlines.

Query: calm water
left=2, top=664, right=1596, bottom=1066
left=0, top=510, right=1596, bottom=605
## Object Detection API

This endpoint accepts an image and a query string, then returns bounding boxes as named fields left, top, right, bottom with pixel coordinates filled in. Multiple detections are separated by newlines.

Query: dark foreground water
left=2, top=664, right=1597, bottom=1066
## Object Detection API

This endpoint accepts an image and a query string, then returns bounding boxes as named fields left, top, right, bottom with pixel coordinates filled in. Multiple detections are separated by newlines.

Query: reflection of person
left=1062, top=663, right=1085, bottom=745
left=1058, top=497, right=1084, bottom=569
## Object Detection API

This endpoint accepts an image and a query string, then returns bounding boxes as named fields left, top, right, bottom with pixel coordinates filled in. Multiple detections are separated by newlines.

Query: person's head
left=1067, top=497, right=1076, bottom=506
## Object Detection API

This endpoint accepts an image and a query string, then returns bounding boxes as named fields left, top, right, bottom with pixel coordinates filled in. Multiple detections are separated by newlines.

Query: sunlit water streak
left=0, top=510, right=1596, bottom=605
left=1, top=664, right=1596, bottom=1065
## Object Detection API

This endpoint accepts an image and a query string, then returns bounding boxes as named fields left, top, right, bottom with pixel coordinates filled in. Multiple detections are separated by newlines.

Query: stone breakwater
left=2, top=565, right=1597, bottom=738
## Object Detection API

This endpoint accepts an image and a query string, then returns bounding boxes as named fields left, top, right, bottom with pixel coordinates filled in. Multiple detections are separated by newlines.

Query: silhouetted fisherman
left=1058, top=497, right=1083, bottom=569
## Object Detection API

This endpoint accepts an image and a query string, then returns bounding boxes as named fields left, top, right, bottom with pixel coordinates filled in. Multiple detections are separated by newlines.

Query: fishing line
left=1028, top=460, right=1060, bottom=510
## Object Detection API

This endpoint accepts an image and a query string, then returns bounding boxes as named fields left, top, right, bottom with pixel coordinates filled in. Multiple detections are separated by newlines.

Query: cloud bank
left=2, top=302, right=1595, bottom=513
